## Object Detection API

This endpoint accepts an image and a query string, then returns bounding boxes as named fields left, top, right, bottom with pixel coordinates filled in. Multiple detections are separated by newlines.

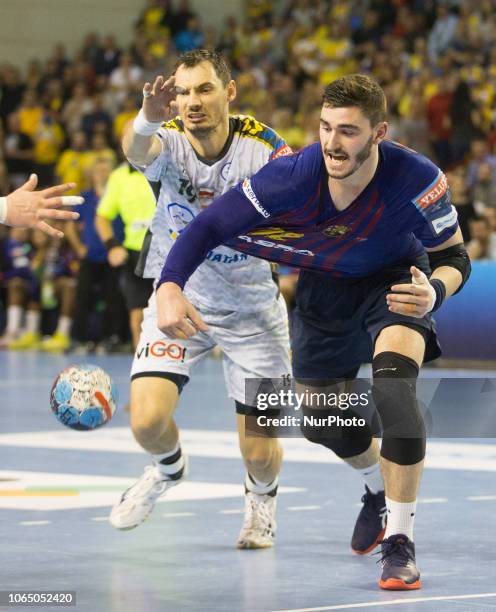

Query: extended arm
left=156, top=187, right=265, bottom=338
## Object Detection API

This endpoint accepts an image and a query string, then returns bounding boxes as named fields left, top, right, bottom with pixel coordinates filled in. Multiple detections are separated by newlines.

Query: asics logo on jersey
left=239, top=235, right=315, bottom=256
left=249, top=227, right=304, bottom=241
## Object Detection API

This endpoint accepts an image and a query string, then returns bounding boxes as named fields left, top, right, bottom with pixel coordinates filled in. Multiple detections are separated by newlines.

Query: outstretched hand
left=142, top=75, right=177, bottom=122
left=5, top=174, right=83, bottom=238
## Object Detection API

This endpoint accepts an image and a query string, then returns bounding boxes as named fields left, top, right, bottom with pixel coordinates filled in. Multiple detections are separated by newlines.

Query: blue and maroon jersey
left=226, top=140, right=458, bottom=277
left=160, top=140, right=459, bottom=287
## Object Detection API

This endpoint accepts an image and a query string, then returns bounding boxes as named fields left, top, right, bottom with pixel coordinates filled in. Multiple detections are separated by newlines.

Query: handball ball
left=50, top=365, right=118, bottom=430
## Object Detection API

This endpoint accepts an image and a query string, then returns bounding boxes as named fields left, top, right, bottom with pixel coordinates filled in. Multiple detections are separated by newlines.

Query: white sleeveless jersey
left=136, top=115, right=292, bottom=312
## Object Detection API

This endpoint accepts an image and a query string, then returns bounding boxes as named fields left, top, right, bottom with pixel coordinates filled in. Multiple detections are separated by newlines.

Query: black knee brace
left=373, top=351, right=426, bottom=465
left=300, top=404, right=373, bottom=458
left=298, top=368, right=373, bottom=459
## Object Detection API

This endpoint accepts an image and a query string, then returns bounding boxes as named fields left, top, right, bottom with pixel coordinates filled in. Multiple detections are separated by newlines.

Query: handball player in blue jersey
left=155, top=74, right=471, bottom=590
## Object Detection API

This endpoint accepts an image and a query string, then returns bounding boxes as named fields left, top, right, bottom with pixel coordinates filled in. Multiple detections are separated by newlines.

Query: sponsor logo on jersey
left=431, top=206, right=458, bottom=235
left=413, top=172, right=448, bottom=209
left=239, top=235, right=314, bottom=256
left=239, top=116, right=265, bottom=137
left=198, top=189, right=215, bottom=209
left=249, top=227, right=304, bottom=241
left=322, top=224, right=350, bottom=237
left=136, top=341, right=187, bottom=361
left=167, top=203, right=195, bottom=239
left=206, top=250, right=249, bottom=264
left=271, top=144, right=293, bottom=160
left=242, top=179, right=270, bottom=218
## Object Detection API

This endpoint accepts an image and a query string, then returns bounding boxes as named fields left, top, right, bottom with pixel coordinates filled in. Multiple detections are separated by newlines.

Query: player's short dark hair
left=173, top=50, right=231, bottom=86
left=323, top=74, right=387, bottom=126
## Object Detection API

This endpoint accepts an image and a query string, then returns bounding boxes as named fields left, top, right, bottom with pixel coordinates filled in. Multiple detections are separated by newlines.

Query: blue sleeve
left=158, top=145, right=319, bottom=288
left=409, top=168, right=460, bottom=248
left=159, top=188, right=265, bottom=288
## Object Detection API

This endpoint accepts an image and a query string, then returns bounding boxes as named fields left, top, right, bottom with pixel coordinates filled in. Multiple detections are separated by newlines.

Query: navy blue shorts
left=291, top=254, right=441, bottom=379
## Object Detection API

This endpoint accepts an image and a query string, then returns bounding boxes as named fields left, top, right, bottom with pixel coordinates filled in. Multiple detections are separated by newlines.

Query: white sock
left=6, top=305, right=23, bottom=334
left=56, top=315, right=72, bottom=336
left=25, top=310, right=40, bottom=334
left=357, top=462, right=384, bottom=494
left=384, top=496, right=417, bottom=541
left=245, top=473, right=278, bottom=496
left=152, top=443, right=184, bottom=477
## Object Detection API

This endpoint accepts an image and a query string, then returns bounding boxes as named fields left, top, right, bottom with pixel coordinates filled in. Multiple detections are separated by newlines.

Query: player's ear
left=373, top=121, right=388, bottom=144
left=227, top=79, right=237, bottom=103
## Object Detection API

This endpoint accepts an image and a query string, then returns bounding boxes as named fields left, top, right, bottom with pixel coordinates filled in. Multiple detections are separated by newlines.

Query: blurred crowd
left=1, top=0, right=496, bottom=351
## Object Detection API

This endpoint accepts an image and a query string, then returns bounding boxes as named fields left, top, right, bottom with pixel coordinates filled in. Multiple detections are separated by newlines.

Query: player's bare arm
left=387, top=228, right=469, bottom=318
left=0, top=173, right=83, bottom=238
left=122, top=75, right=176, bottom=167
left=156, top=281, right=209, bottom=339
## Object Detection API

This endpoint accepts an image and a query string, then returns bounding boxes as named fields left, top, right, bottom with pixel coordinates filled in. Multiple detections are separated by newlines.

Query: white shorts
left=130, top=291, right=291, bottom=406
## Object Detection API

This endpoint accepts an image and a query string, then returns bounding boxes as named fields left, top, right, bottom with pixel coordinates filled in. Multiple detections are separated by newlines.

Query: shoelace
left=121, top=466, right=168, bottom=501
left=241, top=496, right=274, bottom=533
left=373, top=538, right=415, bottom=567
left=361, top=490, right=386, bottom=520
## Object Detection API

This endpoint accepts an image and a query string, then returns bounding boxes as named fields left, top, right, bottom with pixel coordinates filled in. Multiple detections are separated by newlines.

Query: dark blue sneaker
left=377, top=534, right=422, bottom=590
left=351, top=486, right=386, bottom=554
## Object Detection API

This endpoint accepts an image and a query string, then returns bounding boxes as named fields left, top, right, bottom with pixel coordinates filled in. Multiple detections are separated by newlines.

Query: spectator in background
left=0, top=65, right=25, bottom=122
left=450, top=80, right=483, bottom=166
left=466, top=138, right=496, bottom=188
left=81, top=93, right=113, bottom=140
left=427, top=3, right=459, bottom=62
left=94, top=35, right=121, bottom=76
left=472, top=162, right=496, bottom=211
left=18, top=89, right=43, bottom=140
left=174, top=16, right=205, bottom=53
left=1, top=228, right=42, bottom=348
left=55, top=130, right=90, bottom=195
left=113, top=94, right=139, bottom=142
left=32, top=108, right=65, bottom=188
left=466, top=215, right=496, bottom=260
left=446, top=166, right=476, bottom=241
left=110, top=52, right=143, bottom=104
left=3, top=112, right=34, bottom=189
left=61, top=83, right=94, bottom=136
left=170, top=0, right=196, bottom=38
left=37, top=229, right=77, bottom=352
left=95, top=162, right=155, bottom=348
left=66, top=159, right=127, bottom=353
left=426, top=74, right=455, bottom=168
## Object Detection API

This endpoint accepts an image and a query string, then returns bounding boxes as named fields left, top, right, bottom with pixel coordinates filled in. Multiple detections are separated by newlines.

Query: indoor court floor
left=0, top=351, right=495, bottom=612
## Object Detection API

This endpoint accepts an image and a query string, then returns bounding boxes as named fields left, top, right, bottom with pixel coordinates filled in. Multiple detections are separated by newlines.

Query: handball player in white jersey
left=109, top=50, right=292, bottom=548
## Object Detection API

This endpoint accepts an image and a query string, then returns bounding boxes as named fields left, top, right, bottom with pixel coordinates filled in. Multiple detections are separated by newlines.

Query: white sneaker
left=237, top=491, right=277, bottom=549
left=109, top=458, right=187, bottom=530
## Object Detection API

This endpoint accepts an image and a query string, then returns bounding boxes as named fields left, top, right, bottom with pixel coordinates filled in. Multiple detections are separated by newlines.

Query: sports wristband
left=104, top=237, right=121, bottom=251
left=0, top=196, right=7, bottom=224
left=133, top=109, right=163, bottom=136
left=430, top=278, right=447, bottom=312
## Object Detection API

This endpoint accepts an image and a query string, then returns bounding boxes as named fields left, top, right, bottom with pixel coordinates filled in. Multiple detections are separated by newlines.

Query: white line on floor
left=287, top=505, right=322, bottom=511
left=273, top=591, right=496, bottom=612
left=417, top=498, right=449, bottom=504
left=161, top=512, right=196, bottom=518
left=467, top=495, right=496, bottom=501
left=19, top=520, right=51, bottom=526
left=91, top=517, right=109, bottom=522
left=219, top=509, right=243, bottom=514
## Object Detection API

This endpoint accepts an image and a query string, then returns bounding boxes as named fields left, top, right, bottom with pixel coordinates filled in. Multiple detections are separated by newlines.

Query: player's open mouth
left=328, top=154, right=349, bottom=165
left=188, top=114, right=206, bottom=122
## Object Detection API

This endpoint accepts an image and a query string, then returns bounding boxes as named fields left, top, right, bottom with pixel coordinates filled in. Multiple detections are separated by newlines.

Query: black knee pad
left=300, top=404, right=373, bottom=458
left=373, top=351, right=426, bottom=465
